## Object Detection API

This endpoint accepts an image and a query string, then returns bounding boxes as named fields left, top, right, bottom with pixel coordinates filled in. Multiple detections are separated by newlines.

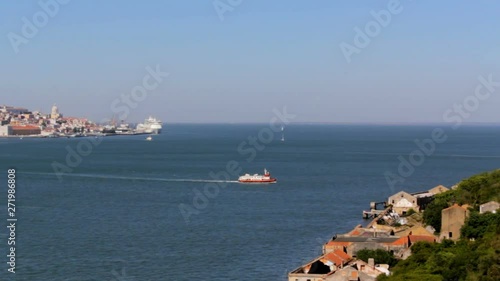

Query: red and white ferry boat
left=238, top=169, right=277, bottom=184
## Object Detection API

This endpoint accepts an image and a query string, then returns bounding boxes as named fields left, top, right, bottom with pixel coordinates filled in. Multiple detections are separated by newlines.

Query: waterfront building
left=387, top=191, right=419, bottom=215
left=288, top=255, right=389, bottom=281
left=0, top=125, right=41, bottom=136
left=324, top=236, right=406, bottom=257
left=323, top=224, right=436, bottom=259
left=0, top=125, right=13, bottom=136
left=288, top=250, right=352, bottom=281
left=387, top=185, right=449, bottom=215
left=11, top=125, right=42, bottom=136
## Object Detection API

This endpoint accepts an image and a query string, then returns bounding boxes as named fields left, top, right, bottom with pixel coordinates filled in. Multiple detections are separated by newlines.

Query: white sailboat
left=281, top=125, right=285, bottom=142
left=146, top=135, right=152, bottom=141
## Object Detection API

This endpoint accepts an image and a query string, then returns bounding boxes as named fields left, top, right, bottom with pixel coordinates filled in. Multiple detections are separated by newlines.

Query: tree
left=461, top=211, right=500, bottom=240
left=356, top=249, right=398, bottom=267
left=423, top=192, right=455, bottom=233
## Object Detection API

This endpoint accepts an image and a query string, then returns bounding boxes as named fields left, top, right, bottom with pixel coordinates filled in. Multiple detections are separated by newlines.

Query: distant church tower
left=51, top=104, right=61, bottom=119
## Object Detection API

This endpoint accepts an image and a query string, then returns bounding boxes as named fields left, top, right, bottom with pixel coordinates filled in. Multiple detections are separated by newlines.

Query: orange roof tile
left=11, top=125, right=40, bottom=130
left=388, top=236, right=408, bottom=246
left=333, top=249, right=351, bottom=260
left=325, top=241, right=352, bottom=248
left=323, top=250, right=351, bottom=265
left=350, top=229, right=361, bottom=236
left=409, top=235, right=436, bottom=243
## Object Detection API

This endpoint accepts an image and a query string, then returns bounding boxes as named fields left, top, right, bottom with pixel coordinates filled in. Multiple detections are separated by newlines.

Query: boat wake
left=21, top=172, right=239, bottom=184
left=450, top=154, right=500, bottom=158
left=347, top=152, right=500, bottom=158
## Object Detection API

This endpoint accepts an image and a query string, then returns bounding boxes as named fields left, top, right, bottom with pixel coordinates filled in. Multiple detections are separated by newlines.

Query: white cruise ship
left=136, top=116, right=163, bottom=134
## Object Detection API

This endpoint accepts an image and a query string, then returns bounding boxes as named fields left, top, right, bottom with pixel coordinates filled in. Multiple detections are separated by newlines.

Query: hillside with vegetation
left=378, top=169, right=500, bottom=281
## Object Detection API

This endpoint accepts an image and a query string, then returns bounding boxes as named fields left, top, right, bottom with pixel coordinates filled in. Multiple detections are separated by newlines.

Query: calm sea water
left=0, top=124, right=499, bottom=281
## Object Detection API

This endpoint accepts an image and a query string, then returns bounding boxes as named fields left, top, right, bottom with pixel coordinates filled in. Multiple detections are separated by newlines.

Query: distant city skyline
left=1, top=0, right=500, bottom=123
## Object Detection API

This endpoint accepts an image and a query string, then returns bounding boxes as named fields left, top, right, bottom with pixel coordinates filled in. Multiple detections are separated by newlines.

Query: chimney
left=368, top=258, right=375, bottom=269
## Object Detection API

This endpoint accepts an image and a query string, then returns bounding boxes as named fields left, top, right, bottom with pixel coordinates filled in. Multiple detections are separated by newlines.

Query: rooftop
left=329, top=236, right=400, bottom=244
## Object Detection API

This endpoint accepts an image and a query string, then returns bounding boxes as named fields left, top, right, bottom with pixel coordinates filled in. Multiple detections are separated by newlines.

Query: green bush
left=406, top=208, right=417, bottom=216
left=422, top=191, right=455, bottom=233
left=356, top=249, right=398, bottom=267
left=461, top=211, right=500, bottom=239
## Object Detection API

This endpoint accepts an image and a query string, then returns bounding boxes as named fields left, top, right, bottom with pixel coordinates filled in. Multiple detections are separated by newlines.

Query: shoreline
left=0, top=132, right=153, bottom=139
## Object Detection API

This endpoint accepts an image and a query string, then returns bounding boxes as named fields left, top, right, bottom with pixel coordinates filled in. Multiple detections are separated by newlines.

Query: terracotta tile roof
left=333, top=236, right=400, bottom=243
left=386, top=235, right=435, bottom=246
left=323, top=250, right=351, bottom=265
left=325, top=241, right=352, bottom=248
left=11, top=125, right=40, bottom=130
left=350, top=229, right=361, bottom=236
left=388, top=236, right=408, bottom=246
left=409, top=235, right=436, bottom=243
left=333, top=249, right=351, bottom=260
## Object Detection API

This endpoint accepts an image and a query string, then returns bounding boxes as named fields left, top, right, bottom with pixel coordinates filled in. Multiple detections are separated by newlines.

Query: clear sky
left=1, top=0, right=499, bottom=123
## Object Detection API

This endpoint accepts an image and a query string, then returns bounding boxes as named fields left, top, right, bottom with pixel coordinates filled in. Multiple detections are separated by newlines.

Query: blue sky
left=1, top=0, right=499, bottom=123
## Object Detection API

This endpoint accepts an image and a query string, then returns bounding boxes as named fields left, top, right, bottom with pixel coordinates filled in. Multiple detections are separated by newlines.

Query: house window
left=392, top=200, right=394, bottom=204
left=449, top=232, right=453, bottom=238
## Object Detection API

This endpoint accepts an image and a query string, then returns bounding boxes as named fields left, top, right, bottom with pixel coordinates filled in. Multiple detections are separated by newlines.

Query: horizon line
left=162, top=121, right=500, bottom=126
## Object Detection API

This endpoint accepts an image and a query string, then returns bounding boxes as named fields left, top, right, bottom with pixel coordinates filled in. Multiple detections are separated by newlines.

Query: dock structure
left=362, top=209, right=385, bottom=219
left=362, top=201, right=388, bottom=219
left=366, top=206, right=393, bottom=228
left=370, top=201, right=387, bottom=210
